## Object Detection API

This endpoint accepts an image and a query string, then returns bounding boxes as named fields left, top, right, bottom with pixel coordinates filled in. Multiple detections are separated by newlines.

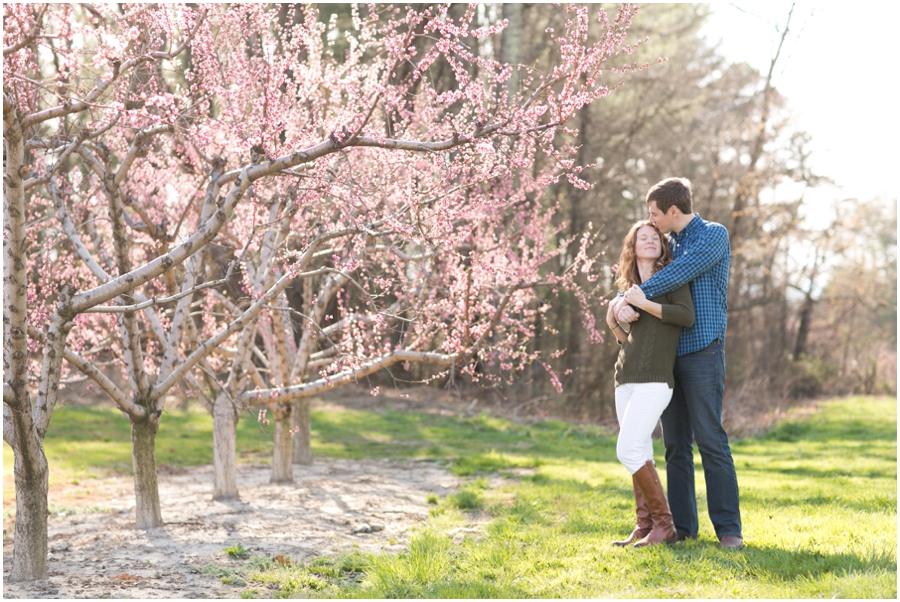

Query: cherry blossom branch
left=20, top=55, right=150, bottom=130
left=66, top=171, right=241, bottom=314
left=27, top=326, right=137, bottom=417
left=315, top=300, right=407, bottom=340
left=149, top=8, right=208, bottom=60
left=158, top=159, right=229, bottom=386
left=114, top=124, right=173, bottom=187
left=32, top=297, right=76, bottom=439
left=150, top=232, right=332, bottom=401
left=95, top=143, right=151, bottom=399
left=69, top=133, right=378, bottom=317
left=240, top=350, right=457, bottom=405
left=2, top=5, right=48, bottom=56
left=24, top=129, right=89, bottom=191
left=286, top=271, right=351, bottom=383
left=214, top=124, right=504, bottom=190
left=344, top=27, right=416, bottom=147
left=84, top=271, right=235, bottom=313
left=465, top=281, right=550, bottom=363
left=52, top=177, right=173, bottom=352
left=238, top=275, right=551, bottom=407
left=51, top=178, right=110, bottom=283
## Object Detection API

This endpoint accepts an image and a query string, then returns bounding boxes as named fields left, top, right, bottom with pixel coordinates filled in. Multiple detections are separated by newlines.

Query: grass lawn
left=3, top=395, right=896, bottom=598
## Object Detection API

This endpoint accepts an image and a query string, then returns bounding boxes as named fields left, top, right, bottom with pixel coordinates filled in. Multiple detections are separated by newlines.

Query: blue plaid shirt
left=639, top=214, right=730, bottom=356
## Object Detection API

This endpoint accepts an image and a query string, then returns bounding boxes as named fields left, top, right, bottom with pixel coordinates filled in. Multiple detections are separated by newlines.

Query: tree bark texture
left=130, top=413, right=163, bottom=528
left=292, top=398, right=312, bottom=465
left=500, top=4, right=523, bottom=102
left=212, top=394, right=241, bottom=500
left=5, top=93, right=50, bottom=582
left=270, top=407, right=294, bottom=483
left=793, top=295, right=814, bottom=358
left=8, top=411, right=49, bottom=582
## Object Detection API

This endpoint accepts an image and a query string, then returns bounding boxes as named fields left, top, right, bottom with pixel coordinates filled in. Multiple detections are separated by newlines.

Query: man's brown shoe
left=720, top=535, right=744, bottom=549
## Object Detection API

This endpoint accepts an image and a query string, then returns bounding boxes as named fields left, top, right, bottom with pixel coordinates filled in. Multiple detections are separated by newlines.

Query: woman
left=606, top=220, right=694, bottom=548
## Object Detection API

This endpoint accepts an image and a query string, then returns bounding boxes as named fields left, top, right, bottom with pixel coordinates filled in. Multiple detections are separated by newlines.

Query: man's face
left=647, top=200, right=673, bottom=233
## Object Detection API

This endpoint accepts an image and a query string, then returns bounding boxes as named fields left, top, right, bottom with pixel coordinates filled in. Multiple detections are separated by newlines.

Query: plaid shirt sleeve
left=639, top=224, right=730, bottom=299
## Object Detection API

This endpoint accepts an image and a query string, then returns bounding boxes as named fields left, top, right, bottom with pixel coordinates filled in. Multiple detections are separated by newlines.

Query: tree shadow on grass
left=748, top=465, right=895, bottom=479
left=760, top=417, right=896, bottom=444
left=738, top=543, right=895, bottom=584
left=664, top=538, right=896, bottom=586
left=300, top=407, right=620, bottom=466
left=736, top=489, right=896, bottom=514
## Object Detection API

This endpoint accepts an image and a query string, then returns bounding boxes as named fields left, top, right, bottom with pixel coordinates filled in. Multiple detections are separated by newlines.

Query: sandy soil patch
left=3, top=458, right=459, bottom=599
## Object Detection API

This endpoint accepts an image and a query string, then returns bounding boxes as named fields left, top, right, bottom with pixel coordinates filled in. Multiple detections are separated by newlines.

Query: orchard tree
left=3, top=3, right=230, bottom=580
left=4, top=2, right=647, bottom=580
left=133, top=2, right=648, bottom=499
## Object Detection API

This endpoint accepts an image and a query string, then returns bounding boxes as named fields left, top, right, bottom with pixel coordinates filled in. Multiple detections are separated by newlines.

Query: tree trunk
left=8, top=413, right=49, bottom=582
left=130, top=413, right=163, bottom=529
left=212, top=394, right=241, bottom=500
left=500, top=3, right=523, bottom=102
left=270, top=407, right=294, bottom=483
left=793, top=294, right=814, bottom=358
left=5, top=78, right=49, bottom=582
left=292, top=398, right=312, bottom=465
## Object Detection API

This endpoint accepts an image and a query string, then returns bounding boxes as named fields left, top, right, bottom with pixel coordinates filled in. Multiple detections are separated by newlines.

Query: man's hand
left=624, top=284, right=647, bottom=308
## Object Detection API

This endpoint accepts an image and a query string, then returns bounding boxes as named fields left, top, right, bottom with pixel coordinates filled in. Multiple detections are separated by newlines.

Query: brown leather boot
left=632, top=460, right=677, bottom=548
left=611, top=476, right=652, bottom=546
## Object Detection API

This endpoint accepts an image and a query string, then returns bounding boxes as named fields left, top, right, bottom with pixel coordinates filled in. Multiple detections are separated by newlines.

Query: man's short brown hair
left=646, top=177, right=692, bottom=215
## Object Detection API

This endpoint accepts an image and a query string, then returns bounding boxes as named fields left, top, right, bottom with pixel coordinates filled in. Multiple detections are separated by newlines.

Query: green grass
left=3, top=403, right=282, bottom=504
left=225, top=542, right=252, bottom=560
left=3, top=396, right=896, bottom=597
left=238, top=396, right=897, bottom=598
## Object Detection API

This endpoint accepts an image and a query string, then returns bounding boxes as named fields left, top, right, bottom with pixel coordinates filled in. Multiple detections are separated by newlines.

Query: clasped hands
left=615, top=285, right=647, bottom=323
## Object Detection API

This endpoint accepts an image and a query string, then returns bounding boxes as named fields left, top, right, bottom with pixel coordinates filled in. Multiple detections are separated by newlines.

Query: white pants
left=615, top=382, right=673, bottom=474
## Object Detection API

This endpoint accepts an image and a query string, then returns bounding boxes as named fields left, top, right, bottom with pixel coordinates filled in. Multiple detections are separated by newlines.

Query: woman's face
left=634, top=225, right=662, bottom=260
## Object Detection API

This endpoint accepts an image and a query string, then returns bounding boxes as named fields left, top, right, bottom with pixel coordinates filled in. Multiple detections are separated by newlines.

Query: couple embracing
left=607, top=177, right=743, bottom=550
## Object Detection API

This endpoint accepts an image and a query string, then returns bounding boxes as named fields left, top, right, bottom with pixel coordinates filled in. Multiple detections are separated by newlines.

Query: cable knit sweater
left=614, top=283, right=694, bottom=388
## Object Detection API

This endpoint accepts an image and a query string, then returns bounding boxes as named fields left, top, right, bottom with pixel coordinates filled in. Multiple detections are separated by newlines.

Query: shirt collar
left=673, top=213, right=703, bottom=242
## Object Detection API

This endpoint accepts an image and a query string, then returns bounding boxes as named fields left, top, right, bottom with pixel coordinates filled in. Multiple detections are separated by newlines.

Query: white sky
left=699, top=2, right=899, bottom=228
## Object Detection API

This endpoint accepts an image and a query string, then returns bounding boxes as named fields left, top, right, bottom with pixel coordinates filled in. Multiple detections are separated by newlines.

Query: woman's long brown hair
left=615, top=220, right=673, bottom=292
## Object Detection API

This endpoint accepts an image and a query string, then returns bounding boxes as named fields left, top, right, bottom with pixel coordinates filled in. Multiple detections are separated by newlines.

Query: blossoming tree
left=4, top=2, right=646, bottom=581
left=172, top=3, right=645, bottom=498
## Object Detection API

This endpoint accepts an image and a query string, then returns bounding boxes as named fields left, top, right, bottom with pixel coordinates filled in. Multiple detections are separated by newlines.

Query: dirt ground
left=3, top=383, right=797, bottom=598
left=3, top=457, right=461, bottom=599
left=2, top=387, right=506, bottom=600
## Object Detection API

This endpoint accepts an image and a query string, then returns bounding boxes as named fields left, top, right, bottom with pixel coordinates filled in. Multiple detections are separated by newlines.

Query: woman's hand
left=624, top=284, right=647, bottom=308
left=606, top=298, right=620, bottom=329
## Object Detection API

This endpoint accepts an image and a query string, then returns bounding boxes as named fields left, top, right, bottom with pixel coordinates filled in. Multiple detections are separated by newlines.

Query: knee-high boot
left=632, top=460, right=677, bottom=548
left=611, top=476, right=652, bottom=546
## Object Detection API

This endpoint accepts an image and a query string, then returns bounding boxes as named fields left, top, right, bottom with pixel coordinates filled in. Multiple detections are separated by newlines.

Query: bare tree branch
left=242, top=350, right=456, bottom=405
left=84, top=270, right=234, bottom=313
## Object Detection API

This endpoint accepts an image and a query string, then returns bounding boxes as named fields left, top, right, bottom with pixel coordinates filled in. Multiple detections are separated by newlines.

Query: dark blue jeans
left=660, top=339, right=742, bottom=540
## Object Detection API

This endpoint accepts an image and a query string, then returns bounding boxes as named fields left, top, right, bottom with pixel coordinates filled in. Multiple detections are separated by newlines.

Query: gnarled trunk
left=6, top=82, right=48, bottom=583
left=212, top=394, right=240, bottom=500
left=8, top=414, right=49, bottom=582
left=130, top=413, right=163, bottom=528
left=270, top=407, right=293, bottom=483
left=292, top=398, right=312, bottom=465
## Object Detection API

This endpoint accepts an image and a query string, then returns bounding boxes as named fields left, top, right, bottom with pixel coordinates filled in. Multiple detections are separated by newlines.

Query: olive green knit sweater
left=614, top=283, right=694, bottom=388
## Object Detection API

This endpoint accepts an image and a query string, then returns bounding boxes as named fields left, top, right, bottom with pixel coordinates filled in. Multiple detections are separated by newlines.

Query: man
left=617, top=177, right=743, bottom=549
